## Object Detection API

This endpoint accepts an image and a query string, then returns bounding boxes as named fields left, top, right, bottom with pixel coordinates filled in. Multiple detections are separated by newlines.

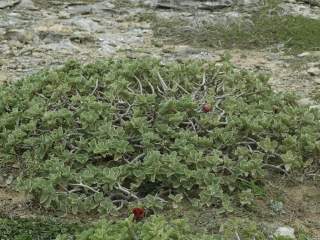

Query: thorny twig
left=90, top=79, right=99, bottom=95
left=115, top=183, right=139, bottom=200
left=127, top=86, right=137, bottom=95
left=183, top=119, right=197, bottom=132
left=154, top=194, right=168, bottom=203
left=235, top=90, right=265, bottom=99
left=130, top=153, right=146, bottom=164
left=201, top=71, right=207, bottom=93
left=176, top=82, right=190, bottom=94
left=112, top=199, right=127, bottom=210
left=214, top=99, right=228, bottom=124
left=134, top=76, right=143, bottom=94
left=69, top=183, right=99, bottom=193
left=242, top=137, right=291, bottom=176
left=157, top=72, right=169, bottom=92
left=262, top=163, right=289, bottom=176
left=215, top=104, right=226, bottom=120
left=235, top=232, right=241, bottom=240
left=212, top=64, right=223, bottom=82
left=118, top=102, right=132, bottom=117
left=192, top=71, right=207, bottom=100
left=305, top=173, right=320, bottom=179
left=215, top=94, right=232, bottom=100
left=156, top=85, right=165, bottom=97
left=36, top=93, right=48, bottom=99
left=146, top=80, right=155, bottom=94
left=244, top=137, right=282, bottom=158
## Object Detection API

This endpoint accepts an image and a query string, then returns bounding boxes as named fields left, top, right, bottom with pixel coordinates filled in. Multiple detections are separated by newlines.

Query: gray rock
left=0, top=28, right=6, bottom=38
left=0, top=175, right=5, bottom=186
left=199, top=1, right=233, bottom=10
left=274, top=226, right=295, bottom=239
left=69, top=17, right=102, bottom=33
left=35, top=24, right=73, bottom=42
left=4, top=29, right=33, bottom=43
left=58, top=11, right=71, bottom=19
left=301, top=0, right=320, bottom=7
left=310, top=105, right=320, bottom=110
left=0, top=0, right=20, bottom=9
left=15, top=0, right=38, bottom=10
left=140, top=0, right=157, bottom=7
left=5, top=175, right=14, bottom=185
left=307, top=61, right=320, bottom=67
left=237, top=0, right=260, bottom=5
left=314, top=78, right=320, bottom=84
left=297, top=97, right=316, bottom=106
left=92, top=1, right=116, bottom=12
left=0, top=44, right=11, bottom=56
left=40, top=39, right=79, bottom=52
left=67, top=5, right=93, bottom=15
left=297, top=52, right=311, bottom=58
left=0, top=71, right=9, bottom=83
left=280, top=3, right=320, bottom=20
left=307, top=67, right=320, bottom=76
left=8, top=39, right=23, bottom=49
left=99, top=43, right=116, bottom=55
left=69, top=31, right=95, bottom=43
left=154, top=0, right=234, bottom=10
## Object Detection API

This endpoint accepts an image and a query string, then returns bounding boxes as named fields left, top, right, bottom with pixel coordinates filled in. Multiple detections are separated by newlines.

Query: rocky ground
left=0, top=0, right=320, bottom=238
left=0, top=0, right=319, bottom=99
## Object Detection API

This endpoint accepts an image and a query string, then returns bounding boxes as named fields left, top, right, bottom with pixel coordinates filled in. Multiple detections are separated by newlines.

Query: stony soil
left=0, top=0, right=319, bottom=98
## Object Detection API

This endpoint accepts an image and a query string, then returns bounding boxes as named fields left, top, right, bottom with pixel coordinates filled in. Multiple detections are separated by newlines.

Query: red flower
left=202, top=103, right=212, bottom=113
left=132, top=207, right=145, bottom=220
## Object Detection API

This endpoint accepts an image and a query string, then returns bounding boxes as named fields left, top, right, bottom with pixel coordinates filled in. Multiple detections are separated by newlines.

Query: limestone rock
left=307, top=67, right=320, bottom=76
left=16, top=0, right=38, bottom=10
left=0, top=0, right=20, bottom=9
left=0, top=71, right=9, bottom=83
left=274, top=226, right=296, bottom=239
left=297, top=97, right=316, bottom=106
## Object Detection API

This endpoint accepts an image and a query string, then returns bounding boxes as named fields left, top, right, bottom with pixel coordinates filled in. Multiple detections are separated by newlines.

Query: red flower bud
left=202, top=103, right=212, bottom=113
left=132, top=207, right=145, bottom=220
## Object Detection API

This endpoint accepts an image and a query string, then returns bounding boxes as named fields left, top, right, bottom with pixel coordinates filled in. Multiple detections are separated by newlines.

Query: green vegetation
left=0, top=216, right=260, bottom=240
left=152, top=11, right=320, bottom=53
left=0, top=217, right=79, bottom=240
left=1, top=58, right=319, bottom=216
left=0, top=58, right=319, bottom=239
left=71, top=216, right=218, bottom=240
left=1, top=215, right=314, bottom=240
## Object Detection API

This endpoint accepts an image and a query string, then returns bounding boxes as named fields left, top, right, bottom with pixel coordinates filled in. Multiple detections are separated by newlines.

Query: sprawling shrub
left=0, top=58, right=319, bottom=214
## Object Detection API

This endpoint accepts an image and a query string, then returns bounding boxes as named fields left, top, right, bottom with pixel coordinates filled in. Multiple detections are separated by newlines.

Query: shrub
left=0, top=58, right=319, bottom=214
